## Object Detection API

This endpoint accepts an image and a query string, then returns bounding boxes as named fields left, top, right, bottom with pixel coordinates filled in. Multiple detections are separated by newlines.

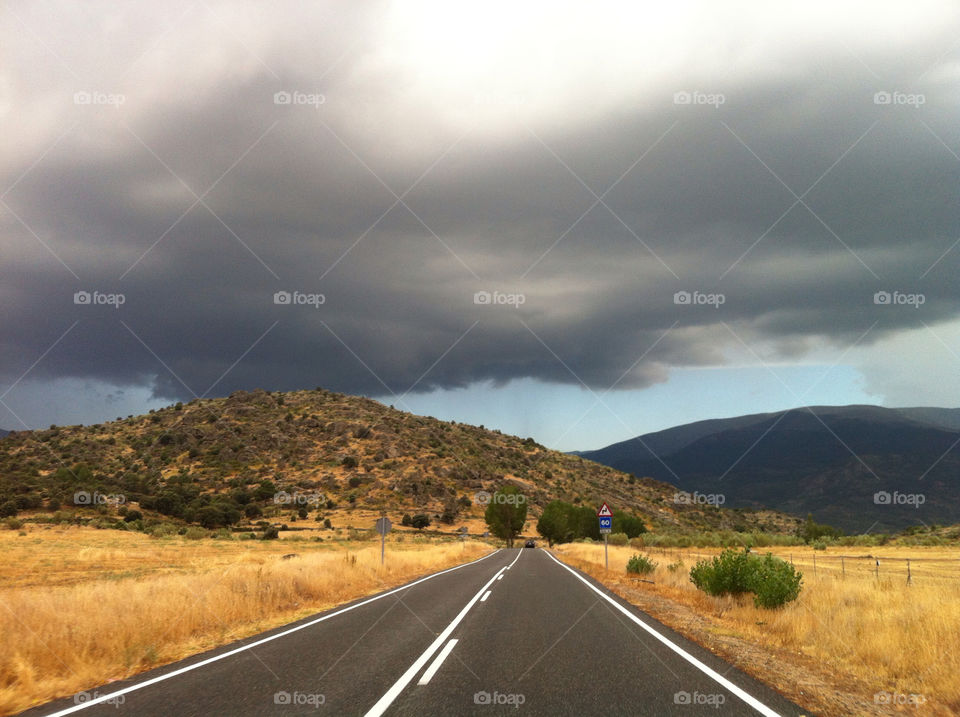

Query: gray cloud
left=3, top=1, right=960, bottom=415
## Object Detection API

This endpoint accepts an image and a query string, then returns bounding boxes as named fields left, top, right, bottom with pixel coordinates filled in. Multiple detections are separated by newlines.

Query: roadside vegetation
left=556, top=541, right=960, bottom=715
left=0, top=526, right=492, bottom=716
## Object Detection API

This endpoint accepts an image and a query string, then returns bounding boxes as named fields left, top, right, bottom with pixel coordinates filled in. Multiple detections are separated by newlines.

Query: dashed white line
left=496, top=574, right=503, bottom=580
left=365, top=549, right=523, bottom=717
left=480, top=590, right=492, bottom=602
left=417, top=639, right=458, bottom=685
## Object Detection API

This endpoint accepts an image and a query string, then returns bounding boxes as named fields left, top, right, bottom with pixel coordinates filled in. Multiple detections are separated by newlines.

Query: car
left=524, top=540, right=536, bottom=548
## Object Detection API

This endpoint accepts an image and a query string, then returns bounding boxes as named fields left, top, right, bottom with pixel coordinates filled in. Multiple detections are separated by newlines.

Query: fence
left=648, top=547, right=960, bottom=584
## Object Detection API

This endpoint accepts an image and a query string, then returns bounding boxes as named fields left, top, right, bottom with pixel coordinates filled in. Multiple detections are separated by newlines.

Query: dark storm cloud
left=3, top=1, right=960, bottom=407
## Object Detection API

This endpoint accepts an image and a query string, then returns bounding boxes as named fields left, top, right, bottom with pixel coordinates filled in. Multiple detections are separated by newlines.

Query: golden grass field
left=0, top=526, right=492, bottom=716
left=555, top=543, right=960, bottom=716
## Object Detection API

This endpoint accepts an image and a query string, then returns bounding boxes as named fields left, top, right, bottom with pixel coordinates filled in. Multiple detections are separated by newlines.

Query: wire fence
left=647, top=546, right=960, bottom=585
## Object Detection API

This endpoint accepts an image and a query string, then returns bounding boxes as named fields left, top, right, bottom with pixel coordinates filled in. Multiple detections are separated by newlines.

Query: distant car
left=524, top=540, right=536, bottom=548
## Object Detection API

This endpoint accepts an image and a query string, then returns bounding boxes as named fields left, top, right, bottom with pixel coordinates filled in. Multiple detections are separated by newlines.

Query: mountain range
left=576, top=405, right=960, bottom=533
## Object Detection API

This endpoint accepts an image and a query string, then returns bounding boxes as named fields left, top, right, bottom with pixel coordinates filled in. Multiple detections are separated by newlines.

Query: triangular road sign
left=597, top=502, right=613, bottom=517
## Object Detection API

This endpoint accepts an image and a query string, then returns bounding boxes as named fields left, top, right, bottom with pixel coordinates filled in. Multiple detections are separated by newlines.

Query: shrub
left=812, top=540, right=827, bottom=551
left=608, top=532, right=629, bottom=546
left=690, top=549, right=803, bottom=609
left=411, top=514, right=430, bottom=530
left=689, top=549, right=754, bottom=597
left=749, top=554, right=803, bottom=609
left=342, top=456, right=359, bottom=469
left=626, top=554, right=657, bottom=575
left=184, top=527, right=208, bottom=540
left=5, top=517, right=23, bottom=530
left=261, top=527, right=280, bottom=540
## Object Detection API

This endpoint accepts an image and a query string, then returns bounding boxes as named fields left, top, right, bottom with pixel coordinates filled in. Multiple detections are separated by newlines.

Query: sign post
left=375, top=516, right=392, bottom=565
left=597, top=502, right=613, bottom=570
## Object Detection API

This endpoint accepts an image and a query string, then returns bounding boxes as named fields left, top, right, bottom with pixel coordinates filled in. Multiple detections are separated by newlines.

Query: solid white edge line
left=41, top=549, right=502, bottom=717
left=365, top=548, right=523, bottom=717
left=417, top=639, right=458, bottom=686
left=480, top=591, right=491, bottom=602
left=544, top=551, right=783, bottom=717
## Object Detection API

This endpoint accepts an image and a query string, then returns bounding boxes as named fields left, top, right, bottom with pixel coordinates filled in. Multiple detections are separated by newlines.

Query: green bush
left=749, top=554, right=803, bottom=609
left=184, top=527, right=208, bottom=540
left=690, top=549, right=754, bottom=596
left=608, top=532, right=628, bottom=546
left=626, top=554, right=657, bottom=575
left=689, top=549, right=803, bottom=609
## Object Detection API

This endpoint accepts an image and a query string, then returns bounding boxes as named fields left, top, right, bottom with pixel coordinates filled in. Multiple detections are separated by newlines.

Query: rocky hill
left=0, top=388, right=798, bottom=534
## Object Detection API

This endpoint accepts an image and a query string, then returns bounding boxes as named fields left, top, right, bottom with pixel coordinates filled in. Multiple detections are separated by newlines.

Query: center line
left=417, top=639, right=458, bottom=685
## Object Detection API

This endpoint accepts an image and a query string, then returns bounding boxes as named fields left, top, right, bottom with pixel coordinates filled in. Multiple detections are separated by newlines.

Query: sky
left=2, top=1, right=960, bottom=451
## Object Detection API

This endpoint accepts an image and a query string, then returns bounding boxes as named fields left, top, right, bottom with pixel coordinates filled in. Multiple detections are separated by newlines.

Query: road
left=25, top=548, right=807, bottom=716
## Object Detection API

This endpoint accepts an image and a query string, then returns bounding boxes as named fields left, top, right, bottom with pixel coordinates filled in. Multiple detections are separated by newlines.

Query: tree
left=537, top=500, right=570, bottom=546
left=613, top=511, right=646, bottom=538
left=484, top=485, right=528, bottom=548
left=411, top=514, right=431, bottom=530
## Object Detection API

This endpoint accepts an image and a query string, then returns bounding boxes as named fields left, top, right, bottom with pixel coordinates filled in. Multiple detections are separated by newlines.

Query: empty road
left=26, top=548, right=806, bottom=716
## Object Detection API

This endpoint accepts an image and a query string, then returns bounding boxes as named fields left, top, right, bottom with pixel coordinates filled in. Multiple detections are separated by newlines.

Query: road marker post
left=597, top=502, right=613, bottom=570
left=375, top=516, right=392, bottom=566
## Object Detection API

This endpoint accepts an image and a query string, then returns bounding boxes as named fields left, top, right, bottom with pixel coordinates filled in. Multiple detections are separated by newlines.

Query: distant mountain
left=0, top=388, right=799, bottom=534
left=0, top=429, right=8, bottom=439
left=577, top=406, right=960, bottom=533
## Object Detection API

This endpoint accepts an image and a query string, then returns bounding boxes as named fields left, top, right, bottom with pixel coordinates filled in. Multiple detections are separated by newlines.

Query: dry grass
left=0, top=526, right=492, bottom=715
left=556, top=543, right=960, bottom=715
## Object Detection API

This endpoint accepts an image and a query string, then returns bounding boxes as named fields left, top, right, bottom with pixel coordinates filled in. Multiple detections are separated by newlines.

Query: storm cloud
left=3, top=1, right=960, bottom=419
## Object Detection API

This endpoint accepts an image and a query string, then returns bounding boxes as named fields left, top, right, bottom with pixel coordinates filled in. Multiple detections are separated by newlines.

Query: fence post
left=875, top=560, right=879, bottom=580
left=907, top=559, right=911, bottom=585
left=813, top=552, right=817, bottom=577
left=841, top=556, right=845, bottom=578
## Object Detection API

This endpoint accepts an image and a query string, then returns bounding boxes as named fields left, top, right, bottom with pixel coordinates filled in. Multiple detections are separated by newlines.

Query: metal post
left=381, top=532, right=385, bottom=566
left=604, top=533, right=609, bottom=571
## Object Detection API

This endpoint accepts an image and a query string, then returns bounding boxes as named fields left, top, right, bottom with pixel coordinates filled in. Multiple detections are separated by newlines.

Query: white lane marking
left=496, top=574, right=503, bottom=580
left=42, top=550, right=503, bottom=717
left=480, top=591, right=492, bottom=602
left=544, top=551, right=783, bottom=717
left=366, top=549, right=524, bottom=717
left=417, top=639, right=458, bottom=685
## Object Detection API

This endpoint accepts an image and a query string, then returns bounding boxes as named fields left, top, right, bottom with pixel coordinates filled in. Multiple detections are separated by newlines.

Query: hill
left=577, top=405, right=960, bottom=533
left=0, top=388, right=798, bottom=535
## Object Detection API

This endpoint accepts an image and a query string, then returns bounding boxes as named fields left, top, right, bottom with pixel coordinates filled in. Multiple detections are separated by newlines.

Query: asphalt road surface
left=25, top=548, right=808, bottom=716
